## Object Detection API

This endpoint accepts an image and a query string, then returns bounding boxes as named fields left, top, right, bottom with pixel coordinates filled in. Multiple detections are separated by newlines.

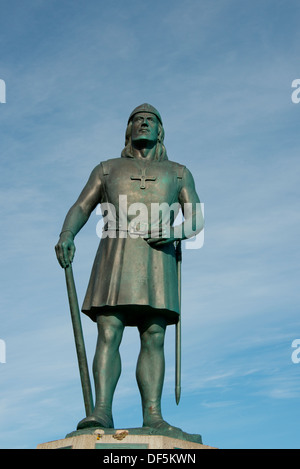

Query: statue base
left=37, top=426, right=216, bottom=450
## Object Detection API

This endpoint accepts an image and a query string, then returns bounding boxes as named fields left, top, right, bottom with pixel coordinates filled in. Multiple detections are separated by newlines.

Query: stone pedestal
left=37, top=427, right=216, bottom=450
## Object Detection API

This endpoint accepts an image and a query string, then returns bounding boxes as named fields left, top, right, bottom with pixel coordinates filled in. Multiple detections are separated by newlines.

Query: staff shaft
left=64, top=264, right=94, bottom=416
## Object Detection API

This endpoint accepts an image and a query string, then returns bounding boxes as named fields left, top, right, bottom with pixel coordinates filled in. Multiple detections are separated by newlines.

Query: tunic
left=81, top=156, right=185, bottom=326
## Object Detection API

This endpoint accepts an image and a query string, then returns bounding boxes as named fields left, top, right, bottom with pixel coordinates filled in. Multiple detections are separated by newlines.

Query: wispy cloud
left=1, top=0, right=300, bottom=450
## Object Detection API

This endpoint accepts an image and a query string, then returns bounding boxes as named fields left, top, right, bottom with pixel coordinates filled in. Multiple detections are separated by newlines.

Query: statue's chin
left=132, top=137, right=157, bottom=147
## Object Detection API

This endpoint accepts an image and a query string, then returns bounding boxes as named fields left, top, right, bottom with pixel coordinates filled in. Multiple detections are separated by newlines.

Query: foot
left=145, top=418, right=202, bottom=444
left=77, top=411, right=114, bottom=430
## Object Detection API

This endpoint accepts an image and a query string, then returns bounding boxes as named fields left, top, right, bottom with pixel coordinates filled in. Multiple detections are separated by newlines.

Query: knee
left=140, top=324, right=165, bottom=350
left=97, top=314, right=124, bottom=347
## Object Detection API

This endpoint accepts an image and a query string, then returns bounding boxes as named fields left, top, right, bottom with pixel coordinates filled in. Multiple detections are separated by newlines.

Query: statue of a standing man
left=55, top=104, right=204, bottom=439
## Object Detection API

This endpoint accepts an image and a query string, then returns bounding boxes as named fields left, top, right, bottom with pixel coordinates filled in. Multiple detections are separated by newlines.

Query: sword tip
left=175, top=387, right=181, bottom=405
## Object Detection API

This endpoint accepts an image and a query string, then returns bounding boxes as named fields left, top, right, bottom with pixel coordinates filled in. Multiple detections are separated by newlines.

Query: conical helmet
left=128, top=103, right=162, bottom=125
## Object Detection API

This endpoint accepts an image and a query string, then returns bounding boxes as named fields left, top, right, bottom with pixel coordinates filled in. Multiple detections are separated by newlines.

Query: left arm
left=147, top=167, right=204, bottom=246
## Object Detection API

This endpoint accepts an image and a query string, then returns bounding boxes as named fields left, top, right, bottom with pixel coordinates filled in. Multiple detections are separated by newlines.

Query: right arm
left=55, top=164, right=103, bottom=268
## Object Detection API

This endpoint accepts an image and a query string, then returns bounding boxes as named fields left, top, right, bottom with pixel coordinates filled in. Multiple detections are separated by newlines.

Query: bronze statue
left=55, top=104, right=204, bottom=441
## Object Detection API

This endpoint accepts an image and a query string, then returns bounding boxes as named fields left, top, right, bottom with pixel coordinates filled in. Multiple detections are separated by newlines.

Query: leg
left=77, top=312, right=125, bottom=429
left=136, top=315, right=167, bottom=427
left=136, top=315, right=202, bottom=444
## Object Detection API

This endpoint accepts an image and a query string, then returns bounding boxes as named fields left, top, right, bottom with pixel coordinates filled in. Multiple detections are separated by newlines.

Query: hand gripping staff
left=64, top=263, right=94, bottom=417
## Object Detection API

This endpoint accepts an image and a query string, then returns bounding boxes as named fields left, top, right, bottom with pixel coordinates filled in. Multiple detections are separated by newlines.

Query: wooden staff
left=64, top=263, right=94, bottom=416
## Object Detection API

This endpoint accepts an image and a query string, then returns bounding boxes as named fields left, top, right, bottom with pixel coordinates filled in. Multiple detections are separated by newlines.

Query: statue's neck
left=131, top=143, right=156, bottom=160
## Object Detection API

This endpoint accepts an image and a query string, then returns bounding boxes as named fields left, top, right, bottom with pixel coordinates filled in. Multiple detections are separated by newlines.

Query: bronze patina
left=55, top=104, right=204, bottom=442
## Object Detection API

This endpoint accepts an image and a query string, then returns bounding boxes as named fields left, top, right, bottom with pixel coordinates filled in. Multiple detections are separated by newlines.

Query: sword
left=64, top=263, right=94, bottom=417
left=175, top=240, right=182, bottom=405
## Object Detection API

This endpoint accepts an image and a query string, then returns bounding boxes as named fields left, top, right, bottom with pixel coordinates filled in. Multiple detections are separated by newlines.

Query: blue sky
left=1, top=0, right=300, bottom=449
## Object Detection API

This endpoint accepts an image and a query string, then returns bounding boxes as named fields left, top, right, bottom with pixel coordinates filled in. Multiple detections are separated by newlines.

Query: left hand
left=146, top=227, right=179, bottom=246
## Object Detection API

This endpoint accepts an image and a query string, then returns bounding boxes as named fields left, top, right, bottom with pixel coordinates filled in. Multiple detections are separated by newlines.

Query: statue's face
left=131, top=112, right=159, bottom=145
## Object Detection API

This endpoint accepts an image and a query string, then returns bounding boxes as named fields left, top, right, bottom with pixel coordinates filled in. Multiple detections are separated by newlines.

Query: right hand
left=55, top=231, right=76, bottom=268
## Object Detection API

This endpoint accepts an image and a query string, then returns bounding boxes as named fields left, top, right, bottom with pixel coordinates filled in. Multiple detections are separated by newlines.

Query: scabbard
left=175, top=240, right=182, bottom=405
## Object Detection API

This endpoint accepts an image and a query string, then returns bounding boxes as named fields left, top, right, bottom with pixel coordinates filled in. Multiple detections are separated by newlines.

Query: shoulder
left=163, top=160, right=186, bottom=178
left=99, top=157, right=126, bottom=175
left=86, top=158, right=120, bottom=181
left=165, top=160, right=196, bottom=181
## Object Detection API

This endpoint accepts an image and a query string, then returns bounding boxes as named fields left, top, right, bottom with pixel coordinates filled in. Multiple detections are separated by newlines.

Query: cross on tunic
left=130, top=168, right=157, bottom=189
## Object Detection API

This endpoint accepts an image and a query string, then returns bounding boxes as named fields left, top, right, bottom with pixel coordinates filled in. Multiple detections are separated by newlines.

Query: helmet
left=128, top=103, right=162, bottom=125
